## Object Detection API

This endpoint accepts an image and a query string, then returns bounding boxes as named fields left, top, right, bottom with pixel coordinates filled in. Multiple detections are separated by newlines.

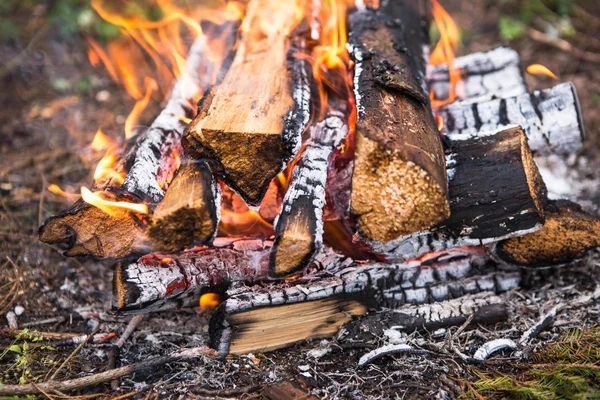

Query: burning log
left=438, top=82, right=585, bottom=155
left=348, top=0, right=450, bottom=243
left=39, top=28, right=238, bottom=258
left=147, top=161, right=220, bottom=253
left=340, top=126, right=546, bottom=262
left=269, top=114, right=348, bottom=278
left=492, top=200, right=600, bottom=267
left=183, top=0, right=311, bottom=206
left=428, top=46, right=527, bottom=103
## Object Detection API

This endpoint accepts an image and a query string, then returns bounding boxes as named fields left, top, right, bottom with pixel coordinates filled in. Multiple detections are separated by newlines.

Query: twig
left=519, top=304, right=562, bottom=345
left=192, top=385, right=260, bottom=397
left=0, top=346, right=218, bottom=396
left=109, top=315, right=145, bottom=390
left=526, top=27, right=600, bottom=63
left=50, top=326, right=100, bottom=380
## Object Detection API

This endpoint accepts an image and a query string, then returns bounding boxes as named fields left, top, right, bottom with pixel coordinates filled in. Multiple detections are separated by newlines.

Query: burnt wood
left=147, top=161, right=220, bottom=253
left=348, top=0, right=450, bottom=243
left=183, top=0, right=312, bottom=206
left=39, top=26, right=238, bottom=258
left=492, top=200, right=600, bottom=267
left=427, top=46, right=527, bottom=104
left=269, top=114, right=348, bottom=278
left=439, top=82, right=585, bottom=155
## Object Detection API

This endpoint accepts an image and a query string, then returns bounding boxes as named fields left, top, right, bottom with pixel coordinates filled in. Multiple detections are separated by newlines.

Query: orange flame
left=435, top=114, right=444, bottom=132
left=48, top=184, right=81, bottom=200
left=90, top=128, right=115, bottom=152
left=80, top=186, right=148, bottom=217
left=526, top=64, right=558, bottom=80
left=199, top=293, right=221, bottom=310
left=124, top=78, right=158, bottom=138
left=430, top=0, right=461, bottom=108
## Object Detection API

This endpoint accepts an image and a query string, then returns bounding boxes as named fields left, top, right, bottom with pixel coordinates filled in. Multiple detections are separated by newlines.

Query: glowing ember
left=435, top=114, right=444, bottom=132
left=429, top=0, right=461, bottom=107
left=526, top=63, right=558, bottom=80
left=80, top=187, right=148, bottom=217
left=199, top=293, right=221, bottom=310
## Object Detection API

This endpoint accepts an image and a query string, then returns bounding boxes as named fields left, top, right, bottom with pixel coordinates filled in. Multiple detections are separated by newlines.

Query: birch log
left=183, top=0, right=311, bottom=206
left=427, top=46, right=527, bottom=103
left=438, top=82, right=585, bottom=155
left=348, top=0, right=450, bottom=243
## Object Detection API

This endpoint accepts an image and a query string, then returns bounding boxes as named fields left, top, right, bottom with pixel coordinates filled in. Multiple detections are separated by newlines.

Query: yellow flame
left=124, top=78, right=158, bottom=138
left=430, top=0, right=461, bottom=107
left=526, top=64, right=558, bottom=80
left=80, top=187, right=148, bottom=216
left=90, top=128, right=115, bottom=151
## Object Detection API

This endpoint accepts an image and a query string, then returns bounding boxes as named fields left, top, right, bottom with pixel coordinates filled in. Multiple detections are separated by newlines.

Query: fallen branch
left=527, top=27, right=600, bottom=64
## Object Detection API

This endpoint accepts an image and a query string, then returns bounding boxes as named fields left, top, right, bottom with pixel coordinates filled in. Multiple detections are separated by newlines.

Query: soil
left=1, top=0, right=599, bottom=399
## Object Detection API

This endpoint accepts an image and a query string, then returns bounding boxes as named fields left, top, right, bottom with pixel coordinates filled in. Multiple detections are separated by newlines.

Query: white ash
left=473, top=338, right=518, bottom=361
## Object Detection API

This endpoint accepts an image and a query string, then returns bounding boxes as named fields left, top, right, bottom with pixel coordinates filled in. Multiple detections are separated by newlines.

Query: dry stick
left=39, top=24, right=237, bottom=259
left=438, top=82, right=585, bottom=156
left=427, top=46, right=528, bottom=104
left=348, top=0, right=449, bottom=243
left=0, top=346, right=217, bottom=396
left=108, top=315, right=145, bottom=390
left=269, top=114, right=348, bottom=278
left=527, top=27, right=600, bottom=64
left=50, top=326, right=100, bottom=380
left=183, top=0, right=311, bottom=205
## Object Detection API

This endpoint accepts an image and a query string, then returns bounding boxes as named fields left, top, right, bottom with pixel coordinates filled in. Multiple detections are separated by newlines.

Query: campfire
left=39, top=0, right=600, bottom=357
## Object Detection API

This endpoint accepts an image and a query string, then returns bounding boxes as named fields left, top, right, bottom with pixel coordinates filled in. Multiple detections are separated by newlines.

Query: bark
left=269, top=114, right=348, bottom=278
left=438, top=82, right=585, bottom=155
left=348, top=0, right=450, bottom=243
left=183, top=0, right=312, bottom=206
left=427, top=46, right=528, bottom=103
left=39, top=25, right=238, bottom=258
left=147, top=161, right=220, bottom=253
left=492, top=200, right=600, bottom=267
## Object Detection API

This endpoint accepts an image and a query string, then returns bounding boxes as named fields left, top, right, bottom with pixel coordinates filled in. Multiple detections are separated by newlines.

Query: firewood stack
left=40, top=0, right=599, bottom=356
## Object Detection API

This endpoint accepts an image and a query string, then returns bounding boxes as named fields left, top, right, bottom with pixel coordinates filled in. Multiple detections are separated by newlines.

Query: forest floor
left=1, top=0, right=600, bottom=398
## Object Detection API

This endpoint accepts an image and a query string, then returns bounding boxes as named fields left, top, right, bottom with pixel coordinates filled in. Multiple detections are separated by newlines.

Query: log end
left=210, top=297, right=368, bottom=355
left=351, top=133, right=450, bottom=243
left=39, top=201, right=145, bottom=259
left=148, top=162, right=219, bottom=253
left=269, top=217, right=316, bottom=278
left=186, top=127, right=288, bottom=205
left=494, top=201, right=600, bottom=267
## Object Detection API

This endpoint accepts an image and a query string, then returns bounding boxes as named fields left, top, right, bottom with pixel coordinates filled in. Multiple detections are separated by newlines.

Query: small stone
left=298, top=364, right=310, bottom=372
left=96, top=90, right=110, bottom=102
left=14, top=305, right=24, bottom=316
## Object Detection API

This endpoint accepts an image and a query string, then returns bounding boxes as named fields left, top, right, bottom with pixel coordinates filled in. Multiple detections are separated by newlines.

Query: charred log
left=439, top=82, right=585, bottom=155
left=348, top=0, right=450, bottom=243
left=147, top=161, right=220, bottom=253
left=492, top=200, right=600, bottom=267
left=350, top=126, right=547, bottom=261
left=269, top=114, right=348, bottom=278
left=39, top=27, right=238, bottom=258
left=428, top=46, right=527, bottom=103
left=183, top=0, right=311, bottom=206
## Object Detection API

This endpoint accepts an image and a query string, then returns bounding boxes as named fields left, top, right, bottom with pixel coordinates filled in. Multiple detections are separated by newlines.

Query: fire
left=124, top=78, right=158, bottom=138
left=526, top=64, right=558, bottom=80
left=435, top=114, right=444, bottom=132
left=199, top=293, right=221, bottom=310
left=89, top=128, right=115, bottom=151
left=48, top=184, right=81, bottom=200
left=429, top=0, right=461, bottom=108
left=80, top=187, right=148, bottom=217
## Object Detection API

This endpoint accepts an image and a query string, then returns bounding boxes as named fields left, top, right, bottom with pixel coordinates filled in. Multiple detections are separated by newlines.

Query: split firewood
left=39, top=26, right=238, bottom=259
left=183, top=0, right=311, bottom=206
left=492, top=200, right=600, bottom=267
left=332, top=126, right=547, bottom=262
left=348, top=0, right=450, bottom=243
left=147, top=161, right=220, bottom=252
left=427, top=46, right=527, bottom=103
left=210, top=271, right=519, bottom=355
left=438, top=82, right=584, bottom=155
left=269, top=114, right=348, bottom=278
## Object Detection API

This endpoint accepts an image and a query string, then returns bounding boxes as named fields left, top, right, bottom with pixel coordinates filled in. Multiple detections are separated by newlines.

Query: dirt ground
left=1, top=0, right=600, bottom=399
